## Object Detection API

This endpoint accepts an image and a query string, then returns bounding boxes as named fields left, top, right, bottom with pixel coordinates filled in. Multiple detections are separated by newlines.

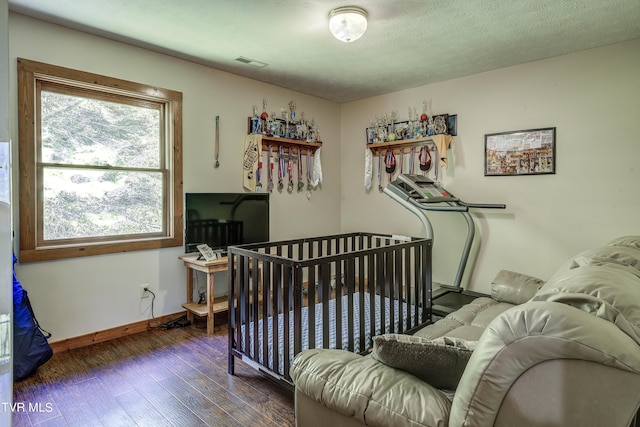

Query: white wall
left=9, top=13, right=342, bottom=342
left=340, top=38, right=640, bottom=292
left=9, top=12, right=640, bottom=342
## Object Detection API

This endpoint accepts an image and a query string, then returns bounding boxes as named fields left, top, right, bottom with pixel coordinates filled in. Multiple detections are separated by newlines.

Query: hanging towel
left=243, top=134, right=262, bottom=191
left=312, top=147, right=323, bottom=188
left=364, top=148, right=373, bottom=191
left=431, top=135, right=453, bottom=168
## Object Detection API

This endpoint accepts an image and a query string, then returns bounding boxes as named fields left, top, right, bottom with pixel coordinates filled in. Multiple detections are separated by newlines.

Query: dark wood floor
left=12, top=318, right=295, bottom=427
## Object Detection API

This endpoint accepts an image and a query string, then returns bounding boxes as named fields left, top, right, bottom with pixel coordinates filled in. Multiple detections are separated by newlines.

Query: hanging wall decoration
left=484, top=127, right=556, bottom=176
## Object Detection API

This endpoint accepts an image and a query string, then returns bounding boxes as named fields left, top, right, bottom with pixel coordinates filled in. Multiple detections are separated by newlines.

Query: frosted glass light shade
left=328, top=7, right=368, bottom=43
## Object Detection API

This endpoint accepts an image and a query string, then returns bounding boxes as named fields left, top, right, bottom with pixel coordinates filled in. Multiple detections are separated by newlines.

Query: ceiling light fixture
left=328, top=6, right=368, bottom=43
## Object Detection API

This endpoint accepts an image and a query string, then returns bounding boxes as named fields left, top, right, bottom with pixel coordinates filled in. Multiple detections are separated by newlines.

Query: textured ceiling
left=9, top=0, right=640, bottom=103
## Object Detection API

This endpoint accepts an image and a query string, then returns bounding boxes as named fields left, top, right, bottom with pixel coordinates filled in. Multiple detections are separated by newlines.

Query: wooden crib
left=227, top=232, right=432, bottom=386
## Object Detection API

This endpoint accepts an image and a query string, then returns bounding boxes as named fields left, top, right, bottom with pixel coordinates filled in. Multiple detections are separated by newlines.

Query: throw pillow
left=372, top=334, right=476, bottom=390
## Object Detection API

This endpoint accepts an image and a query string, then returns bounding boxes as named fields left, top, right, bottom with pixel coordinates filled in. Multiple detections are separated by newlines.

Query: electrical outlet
left=140, top=284, right=150, bottom=299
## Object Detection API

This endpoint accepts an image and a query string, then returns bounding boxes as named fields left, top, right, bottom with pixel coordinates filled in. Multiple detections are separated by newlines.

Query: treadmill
left=384, top=174, right=506, bottom=316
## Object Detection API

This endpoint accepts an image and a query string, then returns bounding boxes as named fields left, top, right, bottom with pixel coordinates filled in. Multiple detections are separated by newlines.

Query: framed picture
left=484, top=127, right=555, bottom=176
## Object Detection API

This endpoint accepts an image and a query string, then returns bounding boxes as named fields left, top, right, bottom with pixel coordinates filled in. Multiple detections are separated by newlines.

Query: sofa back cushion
left=414, top=297, right=515, bottom=341
left=551, top=245, right=640, bottom=279
left=608, top=235, right=640, bottom=250
left=533, top=264, right=640, bottom=340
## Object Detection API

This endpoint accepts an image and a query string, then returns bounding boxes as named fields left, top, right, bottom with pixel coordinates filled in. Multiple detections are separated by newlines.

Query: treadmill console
left=392, top=174, right=459, bottom=203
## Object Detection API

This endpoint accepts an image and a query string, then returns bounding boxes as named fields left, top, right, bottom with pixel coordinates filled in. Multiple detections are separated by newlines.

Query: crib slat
left=255, top=256, right=267, bottom=369
left=387, top=247, right=395, bottom=333
left=268, top=261, right=279, bottom=373
left=404, top=246, right=413, bottom=329
left=398, top=246, right=405, bottom=332
left=307, top=264, right=316, bottom=350
left=228, top=253, right=237, bottom=375
left=368, top=251, right=376, bottom=349
left=378, top=251, right=386, bottom=336
left=346, top=257, right=355, bottom=352
left=358, top=252, right=366, bottom=353
left=420, top=244, right=431, bottom=322
left=250, top=259, right=259, bottom=363
left=414, top=247, right=421, bottom=327
left=277, top=261, right=285, bottom=372
left=239, top=255, right=248, bottom=352
left=320, top=262, right=330, bottom=348
left=335, top=258, right=343, bottom=350
left=236, top=254, right=245, bottom=353
left=424, top=242, right=432, bottom=323
left=292, top=264, right=303, bottom=364
left=283, top=264, right=291, bottom=376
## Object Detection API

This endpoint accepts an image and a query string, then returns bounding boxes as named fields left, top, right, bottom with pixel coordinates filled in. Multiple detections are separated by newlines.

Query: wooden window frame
left=17, top=58, right=183, bottom=262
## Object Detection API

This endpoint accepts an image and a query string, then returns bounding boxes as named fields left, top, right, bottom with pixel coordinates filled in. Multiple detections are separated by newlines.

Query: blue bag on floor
left=13, top=254, right=53, bottom=381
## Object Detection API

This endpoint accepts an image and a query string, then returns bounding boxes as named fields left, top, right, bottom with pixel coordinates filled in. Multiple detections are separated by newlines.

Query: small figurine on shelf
left=260, top=99, right=269, bottom=134
left=408, top=107, right=415, bottom=139
left=270, top=111, right=279, bottom=136
left=374, top=115, right=386, bottom=142
left=421, top=100, right=429, bottom=121
left=420, top=101, right=429, bottom=137
left=427, top=116, right=435, bottom=136
left=387, top=111, right=397, bottom=141
left=308, top=118, right=316, bottom=142
left=412, top=107, right=423, bottom=137
left=251, top=104, right=260, bottom=134
left=368, top=120, right=376, bottom=144
left=296, top=115, right=307, bottom=141
left=282, top=109, right=289, bottom=138
left=380, top=116, right=387, bottom=142
left=289, top=101, right=297, bottom=122
left=423, top=99, right=436, bottom=136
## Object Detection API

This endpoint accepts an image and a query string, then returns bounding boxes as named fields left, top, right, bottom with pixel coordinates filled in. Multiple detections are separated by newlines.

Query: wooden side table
left=179, top=254, right=229, bottom=334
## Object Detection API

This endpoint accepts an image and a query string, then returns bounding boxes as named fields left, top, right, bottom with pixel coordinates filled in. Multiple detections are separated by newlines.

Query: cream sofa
left=290, top=236, right=640, bottom=427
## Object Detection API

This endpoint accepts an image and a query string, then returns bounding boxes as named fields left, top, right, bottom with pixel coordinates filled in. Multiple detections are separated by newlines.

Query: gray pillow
left=372, top=334, right=476, bottom=390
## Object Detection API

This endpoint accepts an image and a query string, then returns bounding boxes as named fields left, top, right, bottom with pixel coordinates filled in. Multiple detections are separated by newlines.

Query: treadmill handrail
left=458, top=201, right=506, bottom=209
left=409, top=199, right=468, bottom=212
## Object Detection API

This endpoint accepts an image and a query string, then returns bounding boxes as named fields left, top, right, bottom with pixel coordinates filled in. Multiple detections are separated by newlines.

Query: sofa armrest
left=450, top=301, right=640, bottom=427
left=490, top=270, right=544, bottom=305
left=291, top=349, right=452, bottom=427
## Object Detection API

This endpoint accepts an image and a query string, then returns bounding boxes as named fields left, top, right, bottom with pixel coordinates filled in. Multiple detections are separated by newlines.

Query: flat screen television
left=184, top=193, right=269, bottom=253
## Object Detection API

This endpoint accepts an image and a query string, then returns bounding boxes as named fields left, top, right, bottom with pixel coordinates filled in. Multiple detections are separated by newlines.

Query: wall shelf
left=247, top=117, right=322, bottom=154
left=258, top=134, right=322, bottom=154
left=367, top=134, right=452, bottom=156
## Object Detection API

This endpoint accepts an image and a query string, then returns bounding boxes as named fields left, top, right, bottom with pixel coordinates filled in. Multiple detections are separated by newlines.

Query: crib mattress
left=239, top=292, right=421, bottom=375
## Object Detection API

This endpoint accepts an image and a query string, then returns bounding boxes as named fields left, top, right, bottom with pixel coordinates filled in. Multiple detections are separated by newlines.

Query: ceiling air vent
left=235, top=56, right=268, bottom=68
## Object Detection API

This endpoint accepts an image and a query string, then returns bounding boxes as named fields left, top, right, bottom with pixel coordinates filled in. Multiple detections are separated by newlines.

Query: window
left=18, top=58, right=183, bottom=262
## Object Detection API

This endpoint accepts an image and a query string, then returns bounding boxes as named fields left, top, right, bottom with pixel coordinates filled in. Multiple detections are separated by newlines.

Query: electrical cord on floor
left=146, top=287, right=192, bottom=330
left=146, top=288, right=162, bottom=329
